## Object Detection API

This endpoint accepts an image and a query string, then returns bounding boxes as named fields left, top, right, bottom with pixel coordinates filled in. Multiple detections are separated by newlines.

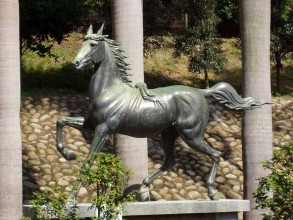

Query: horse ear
left=97, top=23, right=105, bottom=35
left=86, top=25, right=93, bottom=35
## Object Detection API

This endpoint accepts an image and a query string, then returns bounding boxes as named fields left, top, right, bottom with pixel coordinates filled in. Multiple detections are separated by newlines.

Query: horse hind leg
left=179, top=126, right=222, bottom=200
left=198, top=140, right=221, bottom=200
left=138, top=128, right=178, bottom=201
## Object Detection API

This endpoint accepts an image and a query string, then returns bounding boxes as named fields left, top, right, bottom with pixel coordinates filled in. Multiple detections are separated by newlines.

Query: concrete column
left=111, top=0, right=148, bottom=189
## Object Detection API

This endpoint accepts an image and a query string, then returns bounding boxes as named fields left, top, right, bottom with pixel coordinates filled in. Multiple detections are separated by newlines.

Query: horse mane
left=85, top=34, right=132, bottom=84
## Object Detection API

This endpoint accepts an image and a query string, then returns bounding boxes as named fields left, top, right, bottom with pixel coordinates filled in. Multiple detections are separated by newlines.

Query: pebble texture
left=21, top=96, right=292, bottom=202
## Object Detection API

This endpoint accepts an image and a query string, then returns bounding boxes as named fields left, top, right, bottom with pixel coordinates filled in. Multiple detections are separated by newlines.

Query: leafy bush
left=78, top=152, right=135, bottom=220
left=253, top=142, right=293, bottom=220
left=25, top=153, right=134, bottom=220
left=29, top=186, right=79, bottom=220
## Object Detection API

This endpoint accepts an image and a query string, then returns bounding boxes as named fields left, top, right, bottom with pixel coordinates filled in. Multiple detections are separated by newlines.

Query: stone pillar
left=111, top=0, right=148, bottom=189
left=240, top=1, right=272, bottom=219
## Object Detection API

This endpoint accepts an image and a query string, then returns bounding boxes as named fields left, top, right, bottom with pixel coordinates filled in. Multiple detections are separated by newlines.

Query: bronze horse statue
left=56, top=24, right=267, bottom=202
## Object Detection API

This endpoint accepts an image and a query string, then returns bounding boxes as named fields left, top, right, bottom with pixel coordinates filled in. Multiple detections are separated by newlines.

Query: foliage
left=143, top=0, right=173, bottom=37
left=21, top=60, right=93, bottom=94
left=214, top=0, right=239, bottom=37
left=175, top=0, right=226, bottom=88
left=215, top=0, right=238, bottom=20
left=25, top=153, right=134, bottom=219
left=21, top=33, right=93, bottom=94
left=253, top=142, right=293, bottom=220
left=271, top=0, right=293, bottom=93
left=19, top=0, right=241, bottom=58
left=83, top=0, right=112, bottom=34
left=29, top=186, right=80, bottom=220
left=78, top=152, right=135, bottom=220
left=143, top=0, right=240, bottom=51
left=143, top=0, right=179, bottom=56
left=20, top=0, right=89, bottom=57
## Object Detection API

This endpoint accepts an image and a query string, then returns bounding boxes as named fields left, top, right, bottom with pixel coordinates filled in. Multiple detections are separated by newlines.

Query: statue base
left=23, top=199, right=250, bottom=220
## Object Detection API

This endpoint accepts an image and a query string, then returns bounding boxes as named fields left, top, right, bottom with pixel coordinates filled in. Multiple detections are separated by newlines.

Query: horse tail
left=201, top=82, right=269, bottom=110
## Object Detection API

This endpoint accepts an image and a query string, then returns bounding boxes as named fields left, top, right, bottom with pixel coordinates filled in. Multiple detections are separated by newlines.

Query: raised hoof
left=63, top=149, right=77, bottom=161
left=137, top=186, right=150, bottom=201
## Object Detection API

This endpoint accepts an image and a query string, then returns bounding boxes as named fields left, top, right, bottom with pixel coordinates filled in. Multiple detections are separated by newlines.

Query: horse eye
left=90, top=42, right=98, bottom=47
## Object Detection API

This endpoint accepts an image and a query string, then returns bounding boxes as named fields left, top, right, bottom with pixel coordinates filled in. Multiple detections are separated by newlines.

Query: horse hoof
left=137, top=186, right=150, bottom=201
left=63, top=150, right=76, bottom=160
left=209, top=192, right=220, bottom=200
left=66, top=194, right=76, bottom=207
left=137, top=191, right=150, bottom=201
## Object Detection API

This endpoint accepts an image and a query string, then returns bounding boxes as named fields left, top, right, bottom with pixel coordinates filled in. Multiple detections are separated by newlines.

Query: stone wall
left=21, top=96, right=292, bottom=203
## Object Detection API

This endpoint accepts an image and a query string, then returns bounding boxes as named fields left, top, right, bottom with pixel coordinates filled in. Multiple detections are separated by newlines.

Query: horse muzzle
left=72, top=60, right=82, bottom=70
left=72, top=59, right=88, bottom=70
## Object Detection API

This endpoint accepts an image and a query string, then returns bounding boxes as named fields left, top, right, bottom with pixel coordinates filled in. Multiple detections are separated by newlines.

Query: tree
left=271, top=0, right=293, bottom=93
left=240, top=0, right=273, bottom=219
left=142, top=0, right=175, bottom=54
left=215, top=0, right=239, bottom=21
left=20, top=0, right=88, bottom=56
left=143, top=0, right=174, bottom=38
left=111, top=0, right=148, bottom=194
left=84, top=0, right=112, bottom=34
left=0, top=0, right=22, bottom=219
left=78, top=152, right=135, bottom=219
left=175, top=0, right=226, bottom=88
left=215, top=0, right=239, bottom=37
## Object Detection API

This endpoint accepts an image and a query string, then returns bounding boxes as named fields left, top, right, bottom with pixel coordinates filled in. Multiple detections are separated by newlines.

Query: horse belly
left=118, top=106, right=171, bottom=137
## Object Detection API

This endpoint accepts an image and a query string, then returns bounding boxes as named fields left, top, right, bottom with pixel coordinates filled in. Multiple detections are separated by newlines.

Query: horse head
left=72, top=24, right=106, bottom=70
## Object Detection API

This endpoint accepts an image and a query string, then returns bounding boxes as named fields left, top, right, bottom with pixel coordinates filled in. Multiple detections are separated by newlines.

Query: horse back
left=118, top=85, right=208, bottom=137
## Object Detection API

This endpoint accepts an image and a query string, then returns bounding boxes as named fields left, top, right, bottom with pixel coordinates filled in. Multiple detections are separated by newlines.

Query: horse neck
left=89, top=44, right=124, bottom=100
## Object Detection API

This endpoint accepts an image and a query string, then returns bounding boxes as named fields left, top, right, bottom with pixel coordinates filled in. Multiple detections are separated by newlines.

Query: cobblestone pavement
left=21, top=96, right=292, bottom=202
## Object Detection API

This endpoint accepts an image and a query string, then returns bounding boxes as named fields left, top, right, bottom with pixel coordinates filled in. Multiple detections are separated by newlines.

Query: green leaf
left=253, top=142, right=293, bottom=220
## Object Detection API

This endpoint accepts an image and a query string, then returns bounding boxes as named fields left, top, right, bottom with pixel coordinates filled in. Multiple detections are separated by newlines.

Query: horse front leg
left=68, top=124, right=109, bottom=205
left=56, top=116, right=84, bottom=160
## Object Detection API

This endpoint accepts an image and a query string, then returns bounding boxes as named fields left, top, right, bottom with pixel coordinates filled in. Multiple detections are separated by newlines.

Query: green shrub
left=253, top=142, right=293, bottom=220
left=78, top=152, right=136, bottom=220
left=25, top=153, right=134, bottom=220
left=29, top=186, right=80, bottom=220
